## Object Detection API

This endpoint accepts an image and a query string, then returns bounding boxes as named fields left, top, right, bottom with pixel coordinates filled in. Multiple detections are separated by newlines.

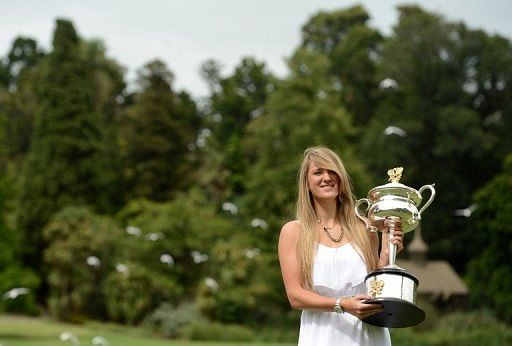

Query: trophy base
left=362, top=297, right=425, bottom=328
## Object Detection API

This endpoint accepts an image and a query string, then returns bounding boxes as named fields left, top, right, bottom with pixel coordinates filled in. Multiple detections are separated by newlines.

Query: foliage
left=360, top=5, right=512, bottom=272
left=301, top=5, right=383, bottom=124
left=0, top=37, right=45, bottom=170
left=103, top=262, right=180, bottom=325
left=116, top=189, right=238, bottom=294
left=17, top=19, right=122, bottom=279
left=119, top=59, right=199, bottom=201
left=0, top=265, right=40, bottom=315
left=2, top=4, right=512, bottom=333
left=0, top=174, right=40, bottom=315
left=144, top=302, right=203, bottom=338
left=196, top=236, right=279, bottom=325
left=466, top=153, right=512, bottom=322
left=198, top=57, right=274, bottom=203
left=243, top=46, right=372, bottom=234
left=3, top=37, right=45, bottom=88
left=43, top=206, right=123, bottom=321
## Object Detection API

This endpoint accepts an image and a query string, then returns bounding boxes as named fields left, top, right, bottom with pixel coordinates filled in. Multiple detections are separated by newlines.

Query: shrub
left=144, top=302, right=202, bottom=338
left=103, top=263, right=181, bottom=325
left=0, top=265, right=40, bottom=315
left=43, top=206, right=124, bottom=321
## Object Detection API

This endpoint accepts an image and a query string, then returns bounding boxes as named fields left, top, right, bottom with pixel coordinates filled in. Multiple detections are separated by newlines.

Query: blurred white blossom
left=222, top=202, right=238, bottom=215
left=59, top=332, right=80, bottom=345
left=126, top=226, right=141, bottom=237
left=379, top=78, right=398, bottom=90
left=204, top=277, right=219, bottom=291
left=86, top=256, right=101, bottom=268
left=160, top=253, right=175, bottom=266
left=115, top=263, right=129, bottom=274
left=244, top=248, right=261, bottom=259
left=251, top=218, right=268, bottom=229
left=2, top=287, right=29, bottom=300
left=383, top=125, right=407, bottom=137
left=191, top=250, right=209, bottom=264
left=92, top=336, right=109, bottom=346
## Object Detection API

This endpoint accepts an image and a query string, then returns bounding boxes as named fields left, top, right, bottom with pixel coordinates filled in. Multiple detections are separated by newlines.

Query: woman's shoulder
left=281, top=219, right=300, bottom=230
left=279, top=220, right=300, bottom=249
left=280, top=220, right=300, bottom=237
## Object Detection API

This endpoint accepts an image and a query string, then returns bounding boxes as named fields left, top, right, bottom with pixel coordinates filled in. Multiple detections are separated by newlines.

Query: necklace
left=317, top=219, right=344, bottom=243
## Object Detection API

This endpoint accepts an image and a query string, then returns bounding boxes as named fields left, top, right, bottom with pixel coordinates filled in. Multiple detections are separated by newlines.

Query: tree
left=119, top=59, right=198, bottom=201
left=466, top=153, right=512, bottom=322
left=17, top=19, right=121, bottom=280
left=301, top=5, right=383, bottom=125
left=3, top=37, right=45, bottom=89
left=0, top=168, right=39, bottom=314
left=0, top=37, right=45, bottom=172
left=198, top=57, right=274, bottom=203
left=359, top=5, right=512, bottom=272
left=242, top=47, right=371, bottom=250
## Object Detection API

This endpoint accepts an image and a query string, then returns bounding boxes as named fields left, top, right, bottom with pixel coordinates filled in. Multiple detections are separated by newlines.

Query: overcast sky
left=2, top=0, right=511, bottom=98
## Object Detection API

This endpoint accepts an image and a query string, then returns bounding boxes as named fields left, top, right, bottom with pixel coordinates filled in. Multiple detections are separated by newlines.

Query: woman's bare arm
left=278, top=221, right=383, bottom=317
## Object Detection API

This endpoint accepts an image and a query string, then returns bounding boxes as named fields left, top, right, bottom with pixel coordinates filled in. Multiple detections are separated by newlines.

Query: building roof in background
left=395, top=224, right=469, bottom=300
left=396, top=259, right=469, bottom=299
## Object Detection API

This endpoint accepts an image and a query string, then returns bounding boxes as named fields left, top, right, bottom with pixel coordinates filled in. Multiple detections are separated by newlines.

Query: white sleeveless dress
left=298, top=243, right=391, bottom=346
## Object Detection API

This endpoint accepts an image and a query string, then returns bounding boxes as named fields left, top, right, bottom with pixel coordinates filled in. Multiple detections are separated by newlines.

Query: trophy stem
left=385, top=216, right=402, bottom=269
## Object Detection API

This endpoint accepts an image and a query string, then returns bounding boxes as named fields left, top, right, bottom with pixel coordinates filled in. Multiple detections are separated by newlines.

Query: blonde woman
left=278, top=147, right=404, bottom=345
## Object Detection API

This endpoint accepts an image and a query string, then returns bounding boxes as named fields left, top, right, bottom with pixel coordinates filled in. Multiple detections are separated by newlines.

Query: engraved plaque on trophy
left=355, top=167, right=435, bottom=328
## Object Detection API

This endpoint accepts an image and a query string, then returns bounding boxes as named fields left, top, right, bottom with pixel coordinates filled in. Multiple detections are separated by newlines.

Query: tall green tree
left=119, top=59, right=198, bottom=201
left=0, top=37, right=45, bottom=172
left=198, top=57, right=274, bottom=203
left=359, top=5, right=512, bottom=271
left=17, top=19, right=121, bottom=278
left=466, top=153, right=512, bottom=322
left=1, top=37, right=44, bottom=89
left=239, top=47, right=373, bottom=317
left=301, top=5, right=383, bottom=125
left=243, top=47, right=371, bottom=246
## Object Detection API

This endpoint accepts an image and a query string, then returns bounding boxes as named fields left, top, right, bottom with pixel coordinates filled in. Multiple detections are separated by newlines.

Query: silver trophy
left=355, top=167, right=435, bottom=328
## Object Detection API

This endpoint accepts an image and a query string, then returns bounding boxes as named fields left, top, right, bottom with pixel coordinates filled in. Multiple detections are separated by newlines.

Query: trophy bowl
left=355, top=167, right=435, bottom=328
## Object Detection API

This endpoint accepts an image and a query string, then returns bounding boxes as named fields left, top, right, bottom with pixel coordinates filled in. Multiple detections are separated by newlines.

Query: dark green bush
left=0, top=265, right=40, bottom=315
left=43, top=206, right=124, bottom=321
left=103, top=263, right=180, bottom=325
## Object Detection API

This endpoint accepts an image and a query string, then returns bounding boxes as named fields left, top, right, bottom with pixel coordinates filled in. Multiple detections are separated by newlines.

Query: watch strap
left=334, top=297, right=345, bottom=314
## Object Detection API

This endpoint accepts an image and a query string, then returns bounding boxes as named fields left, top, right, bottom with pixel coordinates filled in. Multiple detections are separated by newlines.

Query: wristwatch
left=333, top=297, right=345, bottom=314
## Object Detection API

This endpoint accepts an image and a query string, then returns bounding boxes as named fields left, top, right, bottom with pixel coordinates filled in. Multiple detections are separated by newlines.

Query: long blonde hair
left=296, top=147, right=378, bottom=288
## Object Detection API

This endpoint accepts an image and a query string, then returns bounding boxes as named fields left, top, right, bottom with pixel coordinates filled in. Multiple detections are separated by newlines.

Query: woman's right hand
left=341, top=294, right=384, bottom=319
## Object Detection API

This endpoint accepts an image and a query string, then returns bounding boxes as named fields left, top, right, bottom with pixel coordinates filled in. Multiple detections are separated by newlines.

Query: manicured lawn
left=0, top=315, right=295, bottom=346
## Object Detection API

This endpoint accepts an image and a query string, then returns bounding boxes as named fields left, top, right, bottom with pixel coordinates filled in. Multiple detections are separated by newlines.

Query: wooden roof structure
left=396, top=225, right=469, bottom=301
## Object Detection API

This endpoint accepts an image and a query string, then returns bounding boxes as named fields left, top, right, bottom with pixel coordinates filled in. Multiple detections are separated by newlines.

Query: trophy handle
left=418, top=184, right=436, bottom=215
left=355, top=198, right=377, bottom=232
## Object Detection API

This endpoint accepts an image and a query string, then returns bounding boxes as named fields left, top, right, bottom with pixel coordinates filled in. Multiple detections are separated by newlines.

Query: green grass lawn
left=0, top=315, right=295, bottom=346
left=2, top=313, right=512, bottom=346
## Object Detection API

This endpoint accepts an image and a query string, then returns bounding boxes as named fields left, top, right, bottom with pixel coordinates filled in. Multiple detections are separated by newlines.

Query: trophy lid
left=367, top=167, right=422, bottom=205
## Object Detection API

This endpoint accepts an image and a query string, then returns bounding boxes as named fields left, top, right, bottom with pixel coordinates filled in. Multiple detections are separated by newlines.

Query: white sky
left=1, top=0, right=511, bottom=98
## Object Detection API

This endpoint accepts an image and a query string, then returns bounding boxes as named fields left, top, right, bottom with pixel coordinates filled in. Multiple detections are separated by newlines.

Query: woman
left=278, top=147, right=404, bottom=345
